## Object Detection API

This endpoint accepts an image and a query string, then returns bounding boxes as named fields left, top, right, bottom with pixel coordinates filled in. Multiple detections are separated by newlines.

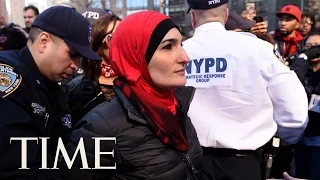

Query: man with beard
left=273, top=5, right=303, bottom=63
left=271, top=6, right=305, bottom=179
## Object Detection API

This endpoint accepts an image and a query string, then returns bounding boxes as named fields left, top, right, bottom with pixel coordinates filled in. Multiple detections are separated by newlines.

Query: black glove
left=303, top=45, right=320, bottom=60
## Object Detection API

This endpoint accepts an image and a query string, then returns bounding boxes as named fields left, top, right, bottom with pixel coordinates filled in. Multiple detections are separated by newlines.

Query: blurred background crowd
left=1, top=0, right=320, bottom=38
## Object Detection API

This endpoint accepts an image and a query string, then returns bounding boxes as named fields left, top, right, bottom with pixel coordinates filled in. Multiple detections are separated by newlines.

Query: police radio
left=259, top=136, right=280, bottom=179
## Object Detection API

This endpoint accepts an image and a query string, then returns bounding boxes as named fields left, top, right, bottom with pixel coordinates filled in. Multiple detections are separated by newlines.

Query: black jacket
left=23, top=27, right=30, bottom=34
left=0, top=47, right=72, bottom=179
left=59, top=86, right=203, bottom=180
left=273, top=30, right=304, bottom=60
left=65, top=75, right=106, bottom=124
left=291, top=57, right=320, bottom=136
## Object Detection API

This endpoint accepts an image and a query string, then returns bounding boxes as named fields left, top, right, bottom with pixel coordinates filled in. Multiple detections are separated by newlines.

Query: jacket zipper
left=44, top=113, right=50, bottom=127
left=180, top=152, right=198, bottom=180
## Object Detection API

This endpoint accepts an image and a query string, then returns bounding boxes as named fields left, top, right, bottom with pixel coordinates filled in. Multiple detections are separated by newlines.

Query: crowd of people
left=0, top=0, right=320, bottom=180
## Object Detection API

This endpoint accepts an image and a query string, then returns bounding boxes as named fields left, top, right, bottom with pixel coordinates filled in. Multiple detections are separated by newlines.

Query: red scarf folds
left=274, top=30, right=303, bottom=57
left=110, top=11, right=187, bottom=152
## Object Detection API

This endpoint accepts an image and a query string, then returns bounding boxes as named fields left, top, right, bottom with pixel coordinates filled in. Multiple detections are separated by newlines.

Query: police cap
left=187, top=0, right=229, bottom=13
left=32, top=6, right=101, bottom=61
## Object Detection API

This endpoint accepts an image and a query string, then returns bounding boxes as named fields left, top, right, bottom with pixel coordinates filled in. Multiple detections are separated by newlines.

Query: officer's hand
left=250, top=22, right=267, bottom=34
left=303, top=45, right=320, bottom=61
left=283, top=172, right=306, bottom=180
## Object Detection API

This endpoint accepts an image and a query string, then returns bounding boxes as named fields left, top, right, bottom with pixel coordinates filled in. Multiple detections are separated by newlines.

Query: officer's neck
left=27, top=43, right=51, bottom=81
left=195, top=19, right=225, bottom=29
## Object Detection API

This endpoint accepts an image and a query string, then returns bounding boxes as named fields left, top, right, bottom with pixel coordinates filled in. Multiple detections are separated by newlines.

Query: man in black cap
left=183, top=0, right=308, bottom=180
left=0, top=6, right=100, bottom=179
left=59, top=7, right=109, bottom=90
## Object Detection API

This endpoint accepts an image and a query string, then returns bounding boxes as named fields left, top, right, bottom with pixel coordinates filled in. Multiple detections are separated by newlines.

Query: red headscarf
left=110, top=11, right=188, bottom=152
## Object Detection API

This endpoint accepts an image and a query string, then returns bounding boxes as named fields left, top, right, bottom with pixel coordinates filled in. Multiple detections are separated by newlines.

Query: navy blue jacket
left=0, top=47, right=72, bottom=179
left=291, top=57, right=320, bottom=136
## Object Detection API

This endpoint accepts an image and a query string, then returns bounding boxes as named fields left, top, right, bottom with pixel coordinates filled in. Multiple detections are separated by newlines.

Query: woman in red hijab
left=62, top=11, right=203, bottom=180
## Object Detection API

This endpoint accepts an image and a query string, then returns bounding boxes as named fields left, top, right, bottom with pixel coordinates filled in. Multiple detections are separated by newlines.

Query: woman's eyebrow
left=160, top=38, right=178, bottom=44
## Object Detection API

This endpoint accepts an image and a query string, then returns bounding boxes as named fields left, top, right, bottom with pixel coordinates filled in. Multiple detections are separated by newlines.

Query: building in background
left=0, top=0, right=8, bottom=24
left=229, top=0, right=320, bottom=32
left=6, top=0, right=52, bottom=28
left=304, top=0, right=320, bottom=28
left=62, top=0, right=160, bottom=19
left=7, top=0, right=25, bottom=27
left=3, top=0, right=319, bottom=35
left=99, top=0, right=190, bottom=36
left=103, top=0, right=160, bottom=19
left=25, top=0, right=54, bottom=13
left=166, top=0, right=189, bottom=36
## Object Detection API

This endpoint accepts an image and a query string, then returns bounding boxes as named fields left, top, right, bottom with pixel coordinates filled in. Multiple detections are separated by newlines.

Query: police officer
left=183, top=0, right=309, bottom=179
left=0, top=6, right=100, bottom=179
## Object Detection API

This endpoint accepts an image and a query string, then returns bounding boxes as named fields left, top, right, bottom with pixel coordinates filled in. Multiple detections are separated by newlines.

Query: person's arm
left=250, top=22, right=267, bottom=34
left=290, top=57, right=310, bottom=83
left=267, top=70, right=308, bottom=145
left=263, top=49, right=309, bottom=145
left=58, top=111, right=117, bottom=180
left=283, top=172, right=307, bottom=180
left=290, top=45, right=320, bottom=83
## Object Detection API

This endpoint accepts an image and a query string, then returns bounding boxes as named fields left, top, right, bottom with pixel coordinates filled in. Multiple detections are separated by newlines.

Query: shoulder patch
left=0, top=63, right=22, bottom=98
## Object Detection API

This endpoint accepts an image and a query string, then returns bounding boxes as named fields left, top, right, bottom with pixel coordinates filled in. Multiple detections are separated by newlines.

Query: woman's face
left=299, top=17, right=313, bottom=36
left=246, top=9, right=256, bottom=20
left=103, top=20, right=121, bottom=61
left=305, top=35, right=320, bottom=63
left=148, top=28, right=190, bottom=89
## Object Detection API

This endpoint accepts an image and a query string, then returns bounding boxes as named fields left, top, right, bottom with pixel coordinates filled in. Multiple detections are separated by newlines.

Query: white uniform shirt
left=183, top=22, right=308, bottom=150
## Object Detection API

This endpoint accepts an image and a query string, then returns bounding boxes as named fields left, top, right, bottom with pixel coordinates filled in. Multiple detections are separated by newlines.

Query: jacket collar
left=274, top=29, right=303, bottom=43
left=19, top=46, right=59, bottom=91
left=113, top=85, right=194, bottom=125
left=19, top=47, right=46, bottom=85
left=113, top=86, right=147, bottom=125
left=174, top=86, right=196, bottom=114
left=194, top=22, right=226, bottom=36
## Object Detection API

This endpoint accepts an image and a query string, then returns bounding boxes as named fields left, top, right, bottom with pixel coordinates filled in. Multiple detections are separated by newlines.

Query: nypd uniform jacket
left=0, top=47, right=72, bottom=179
left=183, top=22, right=309, bottom=150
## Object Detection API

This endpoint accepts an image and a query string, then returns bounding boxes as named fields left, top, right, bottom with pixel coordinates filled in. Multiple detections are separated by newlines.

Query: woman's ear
left=105, top=34, right=113, bottom=47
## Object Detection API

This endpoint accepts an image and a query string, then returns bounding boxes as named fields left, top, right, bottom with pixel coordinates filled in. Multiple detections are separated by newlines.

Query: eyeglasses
left=302, top=19, right=313, bottom=25
left=101, top=33, right=113, bottom=43
left=101, top=18, right=118, bottom=43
